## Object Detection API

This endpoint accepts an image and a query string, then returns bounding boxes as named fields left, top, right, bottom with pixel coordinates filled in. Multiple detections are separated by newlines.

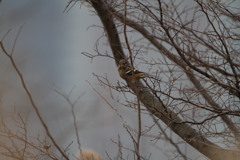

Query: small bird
left=118, top=59, right=146, bottom=80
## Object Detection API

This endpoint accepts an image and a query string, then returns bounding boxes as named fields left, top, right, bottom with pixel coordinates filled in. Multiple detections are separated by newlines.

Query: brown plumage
left=118, top=59, right=145, bottom=80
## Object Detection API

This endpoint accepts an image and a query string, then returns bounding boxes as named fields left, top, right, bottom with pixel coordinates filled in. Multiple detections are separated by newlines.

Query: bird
left=118, top=59, right=146, bottom=80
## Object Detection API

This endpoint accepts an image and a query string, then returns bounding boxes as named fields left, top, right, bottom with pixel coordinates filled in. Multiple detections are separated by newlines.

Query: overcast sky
left=0, top=1, right=208, bottom=159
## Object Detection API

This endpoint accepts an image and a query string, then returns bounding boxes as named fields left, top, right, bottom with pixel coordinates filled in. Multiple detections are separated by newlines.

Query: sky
left=0, top=1, right=208, bottom=159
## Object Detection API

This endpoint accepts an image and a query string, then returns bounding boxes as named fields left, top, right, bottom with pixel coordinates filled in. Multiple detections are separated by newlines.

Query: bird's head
left=118, top=59, right=128, bottom=67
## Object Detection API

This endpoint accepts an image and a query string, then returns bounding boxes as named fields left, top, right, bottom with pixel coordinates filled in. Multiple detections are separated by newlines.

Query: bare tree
left=1, top=0, right=240, bottom=160
left=78, top=0, right=240, bottom=160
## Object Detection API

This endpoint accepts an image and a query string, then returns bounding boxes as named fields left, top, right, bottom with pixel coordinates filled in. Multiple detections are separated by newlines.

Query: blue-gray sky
left=0, top=1, right=209, bottom=159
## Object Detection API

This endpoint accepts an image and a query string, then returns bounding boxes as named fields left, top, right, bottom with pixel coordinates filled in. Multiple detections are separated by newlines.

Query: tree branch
left=89, top=0, right=240, bottom=159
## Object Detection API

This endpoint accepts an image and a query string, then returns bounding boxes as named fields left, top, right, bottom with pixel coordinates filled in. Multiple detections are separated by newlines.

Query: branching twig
left=0, top=29, right=70, bottom=160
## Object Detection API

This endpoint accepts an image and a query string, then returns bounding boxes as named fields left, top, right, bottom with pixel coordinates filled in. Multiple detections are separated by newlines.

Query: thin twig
left=54, top=88, right=84, bottom=156
left=11, top=23, right=25, bottom=55
left=123, top=0, right=133, bottom=65
left=0, top=28, right=70, bottom=160
left=136, top=98, right=142, bottom=160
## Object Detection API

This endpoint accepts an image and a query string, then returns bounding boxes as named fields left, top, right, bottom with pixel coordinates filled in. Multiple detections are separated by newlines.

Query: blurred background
left=0, top=0, right=206, bottom=159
